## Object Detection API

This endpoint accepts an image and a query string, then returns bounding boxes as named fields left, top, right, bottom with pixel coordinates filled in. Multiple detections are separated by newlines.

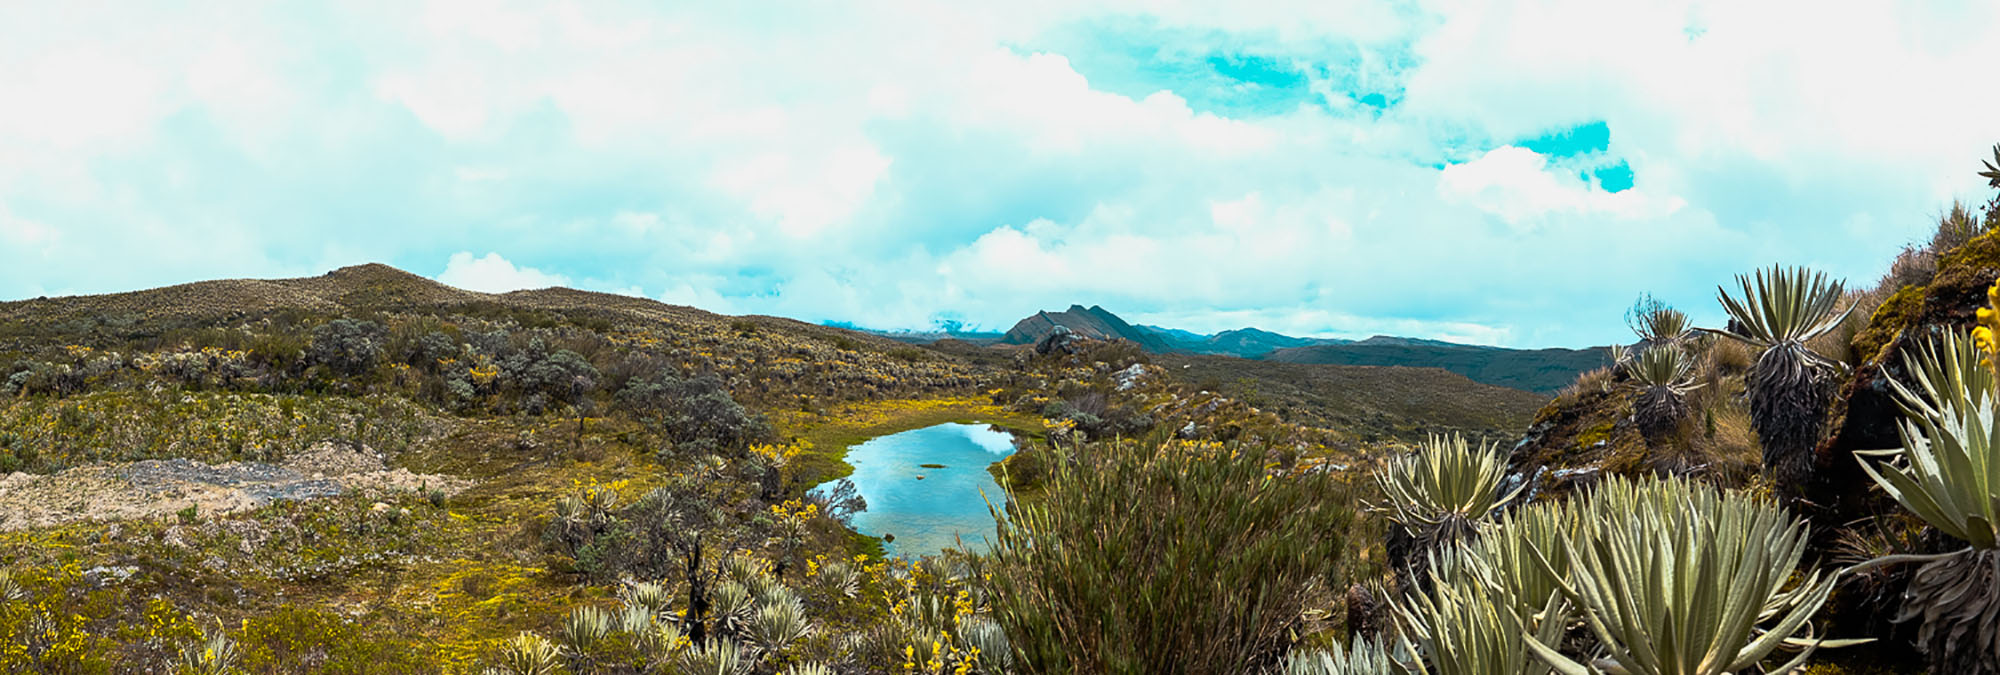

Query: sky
left=2, top=1, right=1997, bottom=348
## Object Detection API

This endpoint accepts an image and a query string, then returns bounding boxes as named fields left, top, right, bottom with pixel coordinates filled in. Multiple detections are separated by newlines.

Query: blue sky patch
left=1518, top=120, right=1611, bottom=158
left=1592, top=160, right=1635, bottom=192
left=1024, top=19, right=1328, bottom=117
left=1514, top=121, right=1633, bottom=192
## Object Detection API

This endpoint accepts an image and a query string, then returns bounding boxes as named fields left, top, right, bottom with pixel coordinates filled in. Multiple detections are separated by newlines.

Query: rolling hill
left=1158, top=353, right=1549, bottom=442
left=1144, top=326, right=1351, bottom=358
left=987, top=304, right=1605, bottom=394
left=1264, top=338, right=1611, bottom=395
left=0, top=262, right=1575, bottom=669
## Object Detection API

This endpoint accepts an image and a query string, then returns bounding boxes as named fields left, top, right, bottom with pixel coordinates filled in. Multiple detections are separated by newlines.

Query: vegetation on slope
left=1264, top=339, right=1611, bottom=395
left=0, top=263, right=1372, bottom=673
left=1158, top=353, right=1546, bottom=442
left=8, top=146, right=1999, bottom=674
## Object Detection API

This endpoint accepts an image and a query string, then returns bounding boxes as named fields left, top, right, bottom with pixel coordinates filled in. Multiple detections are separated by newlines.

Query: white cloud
left=0, top=208, right=58, bottom=249
left=1438, top=146, right=1682, bottom=227
left=0, top=1, right=1995, bottom=348
left=435, top=252, right=570, bottom=293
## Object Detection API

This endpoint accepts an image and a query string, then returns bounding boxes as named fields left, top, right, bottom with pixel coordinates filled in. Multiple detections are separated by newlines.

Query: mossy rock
left=1818, top=228, right=2000, bottom=523
left=1849, top=284, right=1925, bottom=365
left=1509, top=386, right=1647, bottom=496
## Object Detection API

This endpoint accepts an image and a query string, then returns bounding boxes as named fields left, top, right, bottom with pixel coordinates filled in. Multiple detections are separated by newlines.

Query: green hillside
left=1158, top=353, right=1546, bottom=442
left=0, top=264, right=1518, bottom=672
left=1264, top=337, right=1611, bottom=394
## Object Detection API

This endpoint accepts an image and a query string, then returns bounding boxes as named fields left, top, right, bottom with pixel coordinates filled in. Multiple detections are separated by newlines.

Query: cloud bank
left=1, top=1, right=1995, bottom=347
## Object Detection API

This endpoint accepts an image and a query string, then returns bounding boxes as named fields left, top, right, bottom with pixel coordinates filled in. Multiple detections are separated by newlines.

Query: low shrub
left=308, top=319, right=388, bottom=378
left=617, top=373, right=772, bottom=456
left=981, top=438, right=1354, bottom=674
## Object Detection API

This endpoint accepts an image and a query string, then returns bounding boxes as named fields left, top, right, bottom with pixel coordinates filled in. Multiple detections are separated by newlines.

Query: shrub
left=308, top=319, right=387, bottom=377
left=542, top=479, right=761, bottom=646
left=617, top=373, right=772, bottom=456
left=500, top=339, right=600, bottom=408
left=6, top=360, right=82, bottom=397
left=981, top=438, right=1354, bottom=673
left=402, top=331, right=461, bottom=373
left=234, top=606, right=431, bottom=672
left=1624, top=293, right=1690, bottom=346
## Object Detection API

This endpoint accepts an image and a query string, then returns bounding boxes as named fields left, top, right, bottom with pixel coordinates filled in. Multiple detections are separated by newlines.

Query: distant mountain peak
left=999, top=304, right=1173, bottom=352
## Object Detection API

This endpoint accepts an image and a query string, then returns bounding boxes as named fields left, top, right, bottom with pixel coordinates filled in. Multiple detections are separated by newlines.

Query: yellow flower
left=1979, top=280, right=2000, bottom=370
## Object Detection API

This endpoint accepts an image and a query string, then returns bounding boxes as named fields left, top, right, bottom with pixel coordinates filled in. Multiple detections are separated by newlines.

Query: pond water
left=816, top=422, right=1017, bottom=559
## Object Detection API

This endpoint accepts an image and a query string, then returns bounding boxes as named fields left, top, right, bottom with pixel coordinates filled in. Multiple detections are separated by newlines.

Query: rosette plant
left=1626, top=294, right=1692, bottom=349
left=1523, top=476, right=1858, bottom=675
left=1708, top=266, right=1853, bottom=495
left=1373, top=433, right=1526, bottom=592
left=1623, top=346, right=1703, bottom=443
left=1283, top=636, right=1416, bottom=675
left=1852, top=312, right=2000, bottom=673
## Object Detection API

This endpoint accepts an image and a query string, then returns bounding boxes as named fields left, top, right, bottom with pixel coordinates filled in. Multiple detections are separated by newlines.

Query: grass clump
left=980, top=438, right=1355, bottom=674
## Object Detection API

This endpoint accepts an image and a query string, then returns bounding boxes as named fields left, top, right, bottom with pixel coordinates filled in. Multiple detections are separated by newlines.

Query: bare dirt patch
left=0, top=442, right=472, bottom=530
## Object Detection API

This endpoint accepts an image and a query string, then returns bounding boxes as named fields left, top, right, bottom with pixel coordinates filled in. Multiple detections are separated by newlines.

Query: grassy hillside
left=0, top=264, right=1401, bottom=673
left=1158, top=353, right=1547, bottom=443
left=1264, top=339, right=1610, bottom=394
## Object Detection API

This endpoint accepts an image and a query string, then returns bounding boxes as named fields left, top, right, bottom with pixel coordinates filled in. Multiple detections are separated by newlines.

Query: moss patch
left=1850, top=284, right=1925, bottom=365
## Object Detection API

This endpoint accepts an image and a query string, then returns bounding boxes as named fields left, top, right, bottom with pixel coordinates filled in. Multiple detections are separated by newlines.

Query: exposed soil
left=0, top=442, right=472, bottom=530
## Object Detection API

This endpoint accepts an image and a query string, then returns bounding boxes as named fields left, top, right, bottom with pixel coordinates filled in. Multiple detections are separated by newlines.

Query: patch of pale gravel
left=0, top=442, right=472, bottom=531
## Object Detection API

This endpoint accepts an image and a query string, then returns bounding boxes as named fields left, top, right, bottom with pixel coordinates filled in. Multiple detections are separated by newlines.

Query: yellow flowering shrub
left=0, top=565, right=118, bottom=673
left=1975, top=279, right=2000, bottom=368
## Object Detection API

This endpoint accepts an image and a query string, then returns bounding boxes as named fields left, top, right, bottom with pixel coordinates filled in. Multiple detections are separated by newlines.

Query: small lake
left=817, top=422, right=1017, bottom=559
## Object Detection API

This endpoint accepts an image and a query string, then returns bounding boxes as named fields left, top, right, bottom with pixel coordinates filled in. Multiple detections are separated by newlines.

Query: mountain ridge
left=990, top=304, right=1603, bottom=393
left=1265, top=341, right=1609, bottom=395
left=997, top=304, right=1175, bottom=352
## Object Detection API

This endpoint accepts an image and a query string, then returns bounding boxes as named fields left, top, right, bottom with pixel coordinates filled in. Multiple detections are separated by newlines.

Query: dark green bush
left=980, top=439, right=1354, bottom=674
left=308, top=319, right=387, bottom=377
left=510, top=347, right=599, bottom=408
left=616, top=373, right=771, bottom=456
left=6, top=360, right=82, bottom=397
left=398, top=331, right=460, bottom=373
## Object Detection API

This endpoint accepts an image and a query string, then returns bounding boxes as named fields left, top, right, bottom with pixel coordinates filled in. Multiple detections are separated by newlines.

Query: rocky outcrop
left=1815, top=229, right=2000, bottom=523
